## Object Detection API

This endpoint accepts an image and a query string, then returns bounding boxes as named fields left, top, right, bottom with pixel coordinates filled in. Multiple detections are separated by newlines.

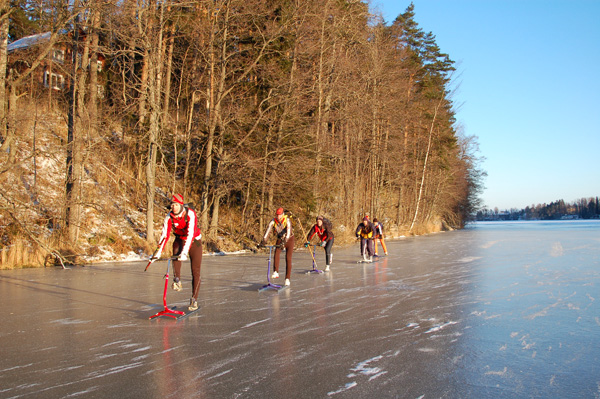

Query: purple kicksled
left=306, top=244, right=323, bottom=274
left=259, top=245, right=287, bottom=292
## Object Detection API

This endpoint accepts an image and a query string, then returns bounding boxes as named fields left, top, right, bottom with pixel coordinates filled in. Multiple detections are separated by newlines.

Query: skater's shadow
left=239, top=282, right=269, bottom=291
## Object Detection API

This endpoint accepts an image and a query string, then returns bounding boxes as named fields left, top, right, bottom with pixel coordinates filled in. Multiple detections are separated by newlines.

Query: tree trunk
left=209, top=141, right=223, bottom=235
left=145, top=1, right=166, bottom=244
left=66, top=8, right=88, bottom=243
left=88, top=7, right=100, bottom=140
left=258, top=133, right=271, bottom=234
left=183, top=91, right=196, bottom=198
left=162, top=23, right=176, bottom=121
left=0, top=0, right=9, bottom=140
left=409, top=100, right=442, bottom=232
left=138, top=49, right=149, bottom=126
left=3, top=76, right=17, bottom=164
left=313, top=0, right=333, bottom=198
left=200, top=6, right=220, bottom=232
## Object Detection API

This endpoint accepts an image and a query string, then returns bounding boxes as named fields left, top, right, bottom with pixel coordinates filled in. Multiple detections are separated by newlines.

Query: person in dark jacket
left=355, top=217, right=376, bottom=262
left=305, top=216, right=334, bottom=271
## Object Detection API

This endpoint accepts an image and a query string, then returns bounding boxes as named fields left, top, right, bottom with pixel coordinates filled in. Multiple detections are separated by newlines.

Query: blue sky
left=372, top=0, right=600, bottom=210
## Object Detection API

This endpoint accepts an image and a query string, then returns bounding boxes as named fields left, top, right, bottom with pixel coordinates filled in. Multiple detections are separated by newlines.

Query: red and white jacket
left=156, top=208, right=202, bottom=257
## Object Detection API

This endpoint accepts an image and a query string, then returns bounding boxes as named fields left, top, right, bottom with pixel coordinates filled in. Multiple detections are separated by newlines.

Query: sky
left=372, top=0, right=600, bottom=210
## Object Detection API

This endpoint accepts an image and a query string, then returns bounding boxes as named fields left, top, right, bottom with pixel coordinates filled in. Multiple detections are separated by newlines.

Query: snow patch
left=550, top=242, right=564, bottom=257
left=485, top=366, right=508, bottom=376
left=207, top=369, right=233, bottom=380
left=64, top=386, right=100, bottom=397
left=368, top=371, right=388, bottom=381
left=0, top=363, right=34, bottom=373
left=418, top=347, right=436, bottom=353
left=481, top=240, right=500, bottom=249
left=350, top=355, right=383, bottom=377
left=50, top=318, right=91, bottom=325
left=86, top=362, right=143, bottom=379
left=456, top=256, right=482, bottom=263
left=425, top=321, right=457, bottom=334
left=327, top=382, right=357, bottom=396
left=242, top=319, right=270, bottom=329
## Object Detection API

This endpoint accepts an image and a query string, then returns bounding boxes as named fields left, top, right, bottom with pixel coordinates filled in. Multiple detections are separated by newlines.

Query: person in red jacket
left=305, top=216, right=334, bottom=271
left=261, top=207, right=295, bottom=286
left=150, top=194, right=203, bottom=311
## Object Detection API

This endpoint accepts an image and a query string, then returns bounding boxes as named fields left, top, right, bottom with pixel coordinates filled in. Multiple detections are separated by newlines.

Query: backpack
left=322, top=217, right=333, bottom=232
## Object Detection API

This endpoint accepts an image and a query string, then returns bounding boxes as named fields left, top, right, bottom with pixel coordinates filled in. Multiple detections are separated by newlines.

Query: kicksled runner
left=145, top=257, right=199, bottom=320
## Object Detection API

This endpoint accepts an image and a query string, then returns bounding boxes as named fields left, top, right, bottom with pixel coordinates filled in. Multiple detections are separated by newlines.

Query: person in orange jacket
left=373, top=218, right=388, bottom=256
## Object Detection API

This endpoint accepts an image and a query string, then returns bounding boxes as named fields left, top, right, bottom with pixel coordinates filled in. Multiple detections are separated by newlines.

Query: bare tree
left=0, top=0, right=9, bottom=139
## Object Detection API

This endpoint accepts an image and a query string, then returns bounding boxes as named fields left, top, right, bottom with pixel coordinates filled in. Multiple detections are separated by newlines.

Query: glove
left=178, top=253, right=188, bottom=261
left=304, top=242, right=309, bottom=248
left=320, top=241, right=326, bottom=247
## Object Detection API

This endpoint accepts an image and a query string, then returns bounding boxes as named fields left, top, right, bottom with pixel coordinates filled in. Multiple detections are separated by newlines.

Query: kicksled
left=259, top=245, right=288, bottom=292
left=356, top=239, right=381, bottom=263
left=146, top=257, right=199, bottom=320
left=306, top=244, right=324, bottom=274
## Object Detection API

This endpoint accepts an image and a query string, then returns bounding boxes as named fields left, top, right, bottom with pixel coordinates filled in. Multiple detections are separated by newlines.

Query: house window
left=44, top=71, right=65, bottom=90
left=52, top=49, right=65, bottom=64
left=86, top=59, right=103, bottom=72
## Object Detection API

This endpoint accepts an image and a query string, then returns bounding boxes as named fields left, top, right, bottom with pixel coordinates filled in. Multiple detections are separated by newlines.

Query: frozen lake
left=1, top=221, right=599, bottom=398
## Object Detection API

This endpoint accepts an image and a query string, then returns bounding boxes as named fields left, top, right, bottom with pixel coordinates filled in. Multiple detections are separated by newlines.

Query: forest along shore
left=1, top=3, right=483, bottom=269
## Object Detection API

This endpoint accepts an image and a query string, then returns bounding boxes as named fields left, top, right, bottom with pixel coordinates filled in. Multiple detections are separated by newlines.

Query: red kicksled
left=148, top=257, right=185, bottom=320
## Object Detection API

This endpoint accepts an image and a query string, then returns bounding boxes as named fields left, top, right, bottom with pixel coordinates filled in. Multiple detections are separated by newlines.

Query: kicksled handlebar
left=144, top=256, right=180, bottom=272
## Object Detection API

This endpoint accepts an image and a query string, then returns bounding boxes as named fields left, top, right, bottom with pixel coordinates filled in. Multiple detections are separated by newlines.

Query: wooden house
left=7, top=29, right=106, bottom=95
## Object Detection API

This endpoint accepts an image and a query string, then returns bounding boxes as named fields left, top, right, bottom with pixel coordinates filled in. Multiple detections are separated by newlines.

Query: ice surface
left=1, top=221, right=599, bottom=398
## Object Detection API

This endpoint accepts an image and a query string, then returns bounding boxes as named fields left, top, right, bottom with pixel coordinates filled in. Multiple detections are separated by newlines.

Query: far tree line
left=476, top=197, right=600, bottom=221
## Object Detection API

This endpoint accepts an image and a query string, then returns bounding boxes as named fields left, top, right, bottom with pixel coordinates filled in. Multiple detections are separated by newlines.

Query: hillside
left=1, top=2, right=484, bottom=268
left=1, top=100, right=455, bottom=268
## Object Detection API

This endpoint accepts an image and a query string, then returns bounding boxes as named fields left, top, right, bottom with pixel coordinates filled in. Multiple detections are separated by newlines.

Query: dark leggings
left=172, top=238, right=203, bottom=299
left=360, top=238, right=375, bottom=256
left=274, top=235, right=294, bottom=279
left=323, top=238, right=334, bottom=265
